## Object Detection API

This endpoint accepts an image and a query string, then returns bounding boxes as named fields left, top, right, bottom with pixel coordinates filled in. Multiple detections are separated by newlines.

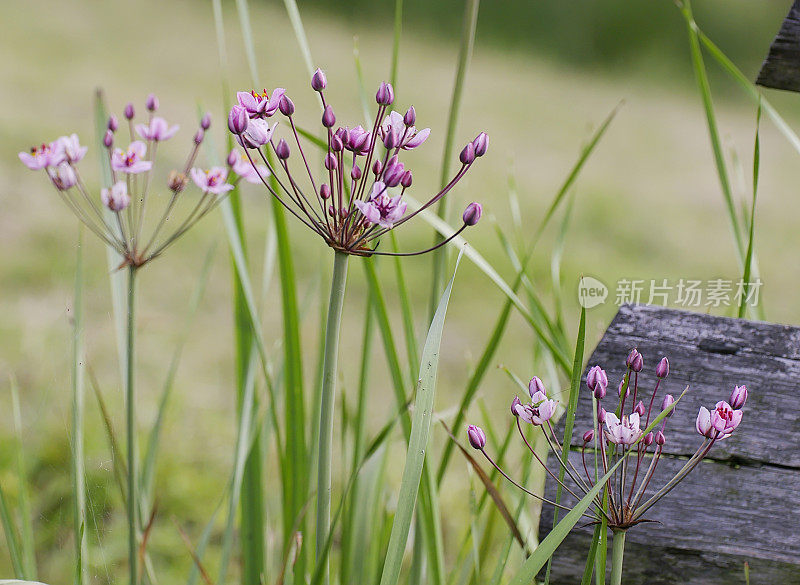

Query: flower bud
left=618, top=379, right=629, bottom=398
left=661, top=394, right=675, bottom=416
left=598, top=407, right=607, bottom=424
left=351, top=165, right=362, bottom=181
left=729, top=384, right=747, bottom=410
left=372, top=159, right=383, bottom=176
left=511, top=395, right=522, bottom=416
left=462, top=202, right=482, bottom=226
left=459, top=142, right=475, bottom=165
left=311, top=68, right=327, bottom=91
left=275, top=139, right=291, bottom=160
left=400, top=170, right=413, bottom=189
left=194, top=129, right=205, bottom=144
left=634, top=400, right=646, bottom=417
left=107, top=115, right=119, bottom=132
left=228, top=105, right=249, bottom=134
left=528, top=376, right=546, bottom=399
left=586, top=366, right=608, bottom=394
left=404, top=106, right=416, bottom=126
left=322, top=105, right=336, bottom=128
left=656, top=357, right=669, bottom=379
left=467, top=425, right=486, bottom=450
left=331, top=135, right=343, bottom=152
left=124, top=102, right=135, bottom=120
left=643, top=432, right=654, bottom=446
left=51, top=163, right=77, bottom=191
left=324, top=153, right=337, bottom=171
left=103, top=130, right=114, bottom=148
left=472, top=132, right=489, bottom=157
left=582, top=429, right=595, bottom=444
left=226, top=150, right=238, bottom=167
left=375, top=82, right=394, bottom=105
left=655, top=430, right=666, bottom=445
left=594, top=383, right=606, bottom=400
left=279, top=95, right=295, bottom=116
left=168, top=170, right=188, bottom=193
left=146, top=93, right=159, bottom=112
left=384, top=128, right=399, bottom=149
left=626, top=348, right=642, bottom=372
left=320, top=184, right=331, bottom=199
left=201, top=112, right=212, bottom=130
left=328, top=204, right=336, bottom=216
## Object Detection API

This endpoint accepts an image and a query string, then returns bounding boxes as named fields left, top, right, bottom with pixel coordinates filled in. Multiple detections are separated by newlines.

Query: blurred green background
left=2, top=0, right=800, bottom=582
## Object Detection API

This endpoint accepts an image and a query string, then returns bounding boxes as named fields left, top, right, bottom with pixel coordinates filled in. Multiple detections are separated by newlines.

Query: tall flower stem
left=610, top=529, right=626, bottom=585
left=315, top=250, right=349, bottom=585
left=126, top=265, right=138, bottom=585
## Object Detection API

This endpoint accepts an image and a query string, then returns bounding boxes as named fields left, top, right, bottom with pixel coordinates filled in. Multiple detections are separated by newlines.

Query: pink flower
left=19, top=142, right=63, bottom=170
left=604, top=412, right=642, bottom=445
left=353, top=182, right=407, bottom=228
left=237, top=119, right=277, bottom=149
left=111, top=141, right=153, bottom=174
left=344, top=125, right=372, bottom=155
left=190, top=167, right=234, bottom=195
left=56, top=134, right=88, bottom=163
left=49, top=163, right=77, bottom=191
left=237, top=88, right=284, bottom=118
left=380, top=111, right=430, bottom=150
left=514, top=390, right=558, bottom=426
left=101, top=181, right=130, bottom=211
left=696, top=402, right=742, bottom=440
left=230, top=151, right=270, bottom=184
left=710, top=401, right=743, bottom=437
left=135, top=117, right=179, bottom=142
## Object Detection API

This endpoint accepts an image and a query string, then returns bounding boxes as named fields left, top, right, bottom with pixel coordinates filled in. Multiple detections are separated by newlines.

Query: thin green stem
left=609, top=530, right=626, bottom=585
left=126, top=265, right=138, bottom=585
left=316, top=250, right=349, bottom=585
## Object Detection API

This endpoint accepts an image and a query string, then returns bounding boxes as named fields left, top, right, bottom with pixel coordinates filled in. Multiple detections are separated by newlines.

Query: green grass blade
left=544, top=304, right=585, bottom=585
left=390, top=0, right=403, bottom=87
left=379, top=250, right=463, bottom=585
left=282, top=0, right=315, bottom=76
left=679, top=0, right=744, bottom=265
left=535, top=104, right=620, bottom=237
left=70, top=231, right=86, bottom=585
left=509, top=455, right=625, bottom=585
left=140, top=244, right=216, bottom=510
left=0, top=421, right=24, bottom=578
left=390, top=232, right=420, bottom=378
left=580, top=524, right=601, bottom=585
left=9, top=381, right=35, bottom=581
left=739, top=102, right=760, bottom=319
left=429, top=0, right=480, bottom=317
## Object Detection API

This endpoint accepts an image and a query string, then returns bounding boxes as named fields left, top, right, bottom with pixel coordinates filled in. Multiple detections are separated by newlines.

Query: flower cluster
left=227, top=69, right=487, bottom=256
left=467, top=348, right=747, bottom=531
left=19, top=94, right=235, bottom=268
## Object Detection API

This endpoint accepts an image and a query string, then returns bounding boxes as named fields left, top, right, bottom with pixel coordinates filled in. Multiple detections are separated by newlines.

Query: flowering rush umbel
left=19, top=95, right=230, bottom=268
left=468, top=349, right=747, bottom=531
left=227, top=69, right=487, bottom=256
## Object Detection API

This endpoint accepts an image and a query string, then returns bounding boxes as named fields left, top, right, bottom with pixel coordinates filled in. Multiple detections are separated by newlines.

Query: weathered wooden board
left=539, top=304, right=800, bottom=584
left=757, top=0, right=800, bottom=92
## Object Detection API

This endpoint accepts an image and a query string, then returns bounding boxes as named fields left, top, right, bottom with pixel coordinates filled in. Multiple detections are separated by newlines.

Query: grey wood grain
left=757, top=0, right=800, bottom=93
left=537, top=304, right=800, bottom=583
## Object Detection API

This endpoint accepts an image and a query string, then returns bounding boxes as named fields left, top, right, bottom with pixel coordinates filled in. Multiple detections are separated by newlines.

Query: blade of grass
left=680, top=0, right=744, bottom=264
left=509, top=455, right=625, bottom=585
left=390, top=0, right=403, bottom=87
left=543, top=304, right=585, bottom=585
left=140, top=244, right=216, bottom=510
left=435, top=105, right=616, bottom=481
left=378, top=250, right=463, bottom=585
left=70, top=230, right=85, bottom=585
left=738, top=101, right=760, bottom=319
left=9, top=381, right=35, bottom=581
left=429, top=0, right=480, bottom=318
left=0, top=463, right=24, bottom=577
left=281, top=0, right=314, bottom=76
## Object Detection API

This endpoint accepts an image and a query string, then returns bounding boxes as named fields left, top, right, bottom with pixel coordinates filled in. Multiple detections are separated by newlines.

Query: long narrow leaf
left=379, top=251, right=463, bottom=585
